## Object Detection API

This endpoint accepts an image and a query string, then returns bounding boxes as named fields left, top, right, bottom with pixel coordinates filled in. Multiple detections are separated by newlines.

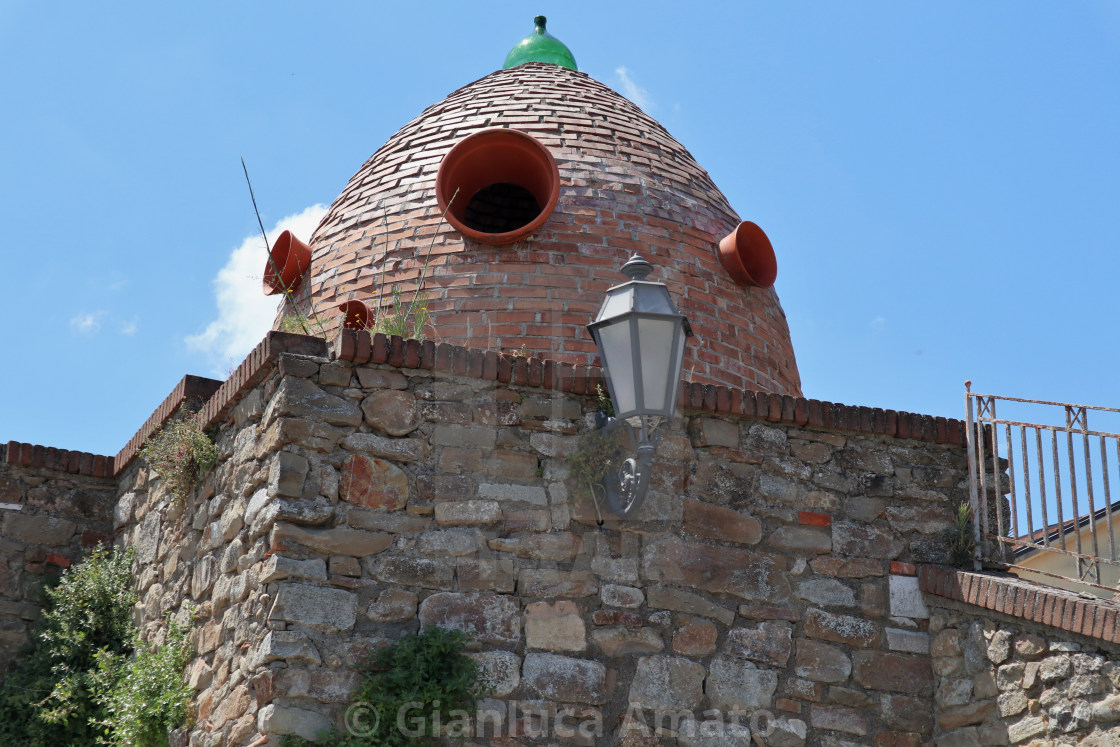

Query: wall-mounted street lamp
left=587, top=255, right=693, bottom=516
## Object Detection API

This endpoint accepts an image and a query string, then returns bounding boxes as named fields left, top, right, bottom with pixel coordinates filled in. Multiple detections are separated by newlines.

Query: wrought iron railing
left=965, top=383, right=1120, bottom=594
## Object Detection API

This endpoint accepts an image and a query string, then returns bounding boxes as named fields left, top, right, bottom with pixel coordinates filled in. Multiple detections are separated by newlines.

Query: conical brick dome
left=295, top=62, right=801, bottom=395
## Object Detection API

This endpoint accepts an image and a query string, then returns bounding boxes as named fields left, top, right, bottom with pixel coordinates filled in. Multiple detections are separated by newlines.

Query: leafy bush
left=0, top=545, right=137, bottom=746
left=282, top=627, right=489, bottom=746
left=93, top=617, right=194, bottom=747
left=140, top=412, right=219, bottom=500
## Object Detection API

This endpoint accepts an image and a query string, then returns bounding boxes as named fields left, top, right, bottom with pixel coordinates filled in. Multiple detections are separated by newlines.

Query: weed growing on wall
left=282, top=627, right=489, bottom=746
left=139, top=411, right=219, bottom=500
left=945, top=501, right=977, bottom=567
left=0, top=546, right=137, bottom=746
left=566, top=386, right=622, bottom=522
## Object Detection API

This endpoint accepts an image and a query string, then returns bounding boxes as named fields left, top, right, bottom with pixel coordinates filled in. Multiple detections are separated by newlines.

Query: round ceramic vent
left=436, top=128, right=560, bottom=245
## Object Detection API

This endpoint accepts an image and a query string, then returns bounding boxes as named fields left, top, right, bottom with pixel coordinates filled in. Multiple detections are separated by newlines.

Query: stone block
left=810, top=704, right=866, bottom=736
left=417, top=528, right=483, bottom=557
left=767, top=526, right=832, bottom=553
left=469, top=651, right=521, bottom=697
left=888, top=575, right=929, bottom=619
left=257, top=704, right=333, bottom=741
left=435, top=500, right=501, bottom=526
left=274, top=668, right=361, bottom=703
left=725, top=621, right=793, bottom=666
left=522, top=653, right=608, bottom=704
left=852, top=651, right=933, bottom=695
left=797, top=578, right=856, bottom=608
left=689, top=417, right=739, bottom=447
left=1013, top=632, right=1047, bottom=659
left=525, top=600, right=586, bottom=652
left=592, top=627, right=663, bottom=657
left=339, top=454, right=409, bottom=510
left=518, top=569, right=598, bottom=598
left=269, top=451, right=309, bottom=498
left=478, top=482, right=548, bottom=505
left=642, top=537, right=789, bottom=602
left=260, top=555, right=328, bottom=584
left=355, top=367, right=408, bottom=389
left=418, top=592, right=520, bottom=644
left=265, top=376, right=362, bottom=428
left=457, top=558, right=516, bottom=592
left=879, top=693, right=933, bottom=733
left=483, top=450, right=539, bottom=479
left=677, top=718, right=753, bottom=747
left=832, top=521, right=903, bottom=559
left=366, top=589, right=418, bottom=623
left=342, top=432, right=430, bottom=462
left=348, top=508, right=429, bottom=534
left=809, top=557, right=885, bottom=578
left=271, top=522, right=392, bottom=557
left=794, top=639, right=851, bottom=683
left=370, top=555, right=454, bottom=589
left=601, top=584, right=644, bottom=609
left=804, top=608, right=880, bottom=647
left=501, top=507, right=551, bottom=531
left=682, top=499, right=762, bottom=545
left=646, top=585, right=734, bottom=625
left=362, top=389, right=420, bottom=435
left=886, top=628, right=929, bottom=654
left=673, top=622, right=717, bottom=657
left=432, top=425, right=497, bottom=449
left=210, top=684, right=252, bottom=730
left=628, top=655, right=706, bottom=711
left=268, top=583, right=357, bottom=633
left=489, top=532, right=581, bottom=560
left=707, top=656, right=778, bottom=711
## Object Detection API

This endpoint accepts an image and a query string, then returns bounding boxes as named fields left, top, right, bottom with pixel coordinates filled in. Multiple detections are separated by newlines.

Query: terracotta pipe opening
left=717, top=221, right=778, bottom=288
left=436, top=128, right=560, bottom=246
left=338, top=300, right=371, bottom=330
left=263, top=230, right=312, bottom=295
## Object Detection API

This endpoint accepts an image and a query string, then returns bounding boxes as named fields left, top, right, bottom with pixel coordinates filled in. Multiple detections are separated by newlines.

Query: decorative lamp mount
left=587, top=254, right=692, bottom=516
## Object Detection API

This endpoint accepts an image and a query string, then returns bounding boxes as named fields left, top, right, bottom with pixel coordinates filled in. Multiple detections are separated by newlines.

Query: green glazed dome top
left=503, top=16, right=578, bottom=71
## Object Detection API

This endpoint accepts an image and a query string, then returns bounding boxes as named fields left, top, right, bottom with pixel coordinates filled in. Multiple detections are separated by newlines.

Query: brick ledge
left=333, top=329, right=966, bottom=446
left=919, top=564, right=1120, bottom=644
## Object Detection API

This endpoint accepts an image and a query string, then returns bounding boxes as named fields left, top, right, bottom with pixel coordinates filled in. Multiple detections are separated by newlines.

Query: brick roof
left=292, top=63, right=802, bottom=395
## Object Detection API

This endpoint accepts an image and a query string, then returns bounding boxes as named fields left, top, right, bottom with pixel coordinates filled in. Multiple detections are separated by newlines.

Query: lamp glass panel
left=637, top=317, right=676, bottom=413
left=597, top=320, right=637, bottom=415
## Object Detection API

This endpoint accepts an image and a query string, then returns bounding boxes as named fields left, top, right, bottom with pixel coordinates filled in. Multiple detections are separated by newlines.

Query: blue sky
left=1, top=2, right=1118, bottom=456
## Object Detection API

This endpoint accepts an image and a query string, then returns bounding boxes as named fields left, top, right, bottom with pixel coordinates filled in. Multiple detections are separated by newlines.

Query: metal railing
left=965, top=383, right=1120, bottom=593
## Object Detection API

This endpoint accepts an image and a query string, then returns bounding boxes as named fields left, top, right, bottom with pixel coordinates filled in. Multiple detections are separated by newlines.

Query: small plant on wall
left=565, top=386, right=623, bottom=523
left=944, top=501, right=977, bottom=567
left=282, top=626, right=490, bottom=746
left=139, top=408, right=219, bottom=500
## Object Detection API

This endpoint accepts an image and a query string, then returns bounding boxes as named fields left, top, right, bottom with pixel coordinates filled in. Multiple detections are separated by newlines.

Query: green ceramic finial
left=503, top=15, right=578, bottom=71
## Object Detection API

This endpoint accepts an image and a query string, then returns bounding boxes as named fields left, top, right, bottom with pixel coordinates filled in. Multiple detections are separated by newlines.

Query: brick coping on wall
left=920, top=564, right=1120, bottom=645
left=2, top=329, right=967, bottom=480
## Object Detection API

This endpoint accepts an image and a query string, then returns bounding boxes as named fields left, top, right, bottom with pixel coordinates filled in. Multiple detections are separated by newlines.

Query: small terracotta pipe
left=436, top=127, right=560, bottom=245
left=263, top=230, right=312, bottom=295
left=717, top=221, right=777, bottom=288
left=338, top=299, right=371, bottom=329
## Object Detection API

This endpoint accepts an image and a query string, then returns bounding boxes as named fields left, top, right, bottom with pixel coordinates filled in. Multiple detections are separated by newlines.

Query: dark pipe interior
left=462, top=183, right=542, bottom=234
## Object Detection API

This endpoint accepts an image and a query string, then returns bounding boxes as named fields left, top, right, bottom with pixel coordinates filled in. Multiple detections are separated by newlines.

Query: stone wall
left=190, top=331, right=972, bottom=747
left=0, top=443, right=114, bottom=674
left=928, top=600, right=1120, bottom=746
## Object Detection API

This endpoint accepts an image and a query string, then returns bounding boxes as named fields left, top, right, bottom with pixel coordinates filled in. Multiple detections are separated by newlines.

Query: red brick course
left=919, top=564, right=1120, bottom=645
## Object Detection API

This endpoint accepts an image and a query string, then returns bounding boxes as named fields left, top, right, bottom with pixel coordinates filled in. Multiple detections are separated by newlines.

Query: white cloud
left=186, top=204, right=328, bottom=374
left=70, top=311, right=106, bottom=334
left=615, top=67, right=653, bottom=111
left=870, top=316, right=886, bottom=331
left=119, top=317, right=138, bottom=336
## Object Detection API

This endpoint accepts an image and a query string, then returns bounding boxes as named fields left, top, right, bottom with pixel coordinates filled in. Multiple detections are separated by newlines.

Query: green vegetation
left=139, top=411, right=219, bottom=500
left=282, top=627, right=489, bottom=746
left=945, top=501, right=977, bottom=567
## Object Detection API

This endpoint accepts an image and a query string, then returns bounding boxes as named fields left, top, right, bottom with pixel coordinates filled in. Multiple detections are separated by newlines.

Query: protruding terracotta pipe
left=436, top=128, right=560, bottom=246
left=338, top=300, right=371, bottom=330
left=717, top=221, right=777, bottom=288
left=263, top=230, right=312, bottom=295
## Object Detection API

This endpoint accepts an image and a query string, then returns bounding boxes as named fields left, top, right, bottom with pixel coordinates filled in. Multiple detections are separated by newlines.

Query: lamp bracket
left=593, top=415, right=660, bottom=517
